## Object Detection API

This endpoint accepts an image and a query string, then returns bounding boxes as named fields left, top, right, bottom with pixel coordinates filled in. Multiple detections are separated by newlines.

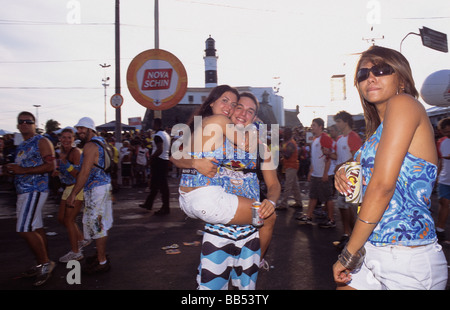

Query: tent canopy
left=0, top=129, right=14, bottom=136
left=95, top=121, right=136, bottom=132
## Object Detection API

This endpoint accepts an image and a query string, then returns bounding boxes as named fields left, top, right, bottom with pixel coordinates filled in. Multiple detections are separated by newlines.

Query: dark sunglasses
left=356, top=64, right=395, bottom=83
left=18, top=119, right=35, bottom=125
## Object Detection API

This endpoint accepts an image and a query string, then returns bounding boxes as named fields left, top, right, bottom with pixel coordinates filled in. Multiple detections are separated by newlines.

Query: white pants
left=349, top=241, right=448, bottom=290
left=179, top=186, right=238, bottom=224
left=83, top=184, right=113, bottom=239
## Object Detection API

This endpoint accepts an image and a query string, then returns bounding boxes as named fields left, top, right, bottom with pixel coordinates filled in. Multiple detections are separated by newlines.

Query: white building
left=143, top=36, right=286, bottom=129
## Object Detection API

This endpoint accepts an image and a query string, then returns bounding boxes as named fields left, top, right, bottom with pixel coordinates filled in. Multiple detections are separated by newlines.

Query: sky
left=0, top=0, right=449, bottom=133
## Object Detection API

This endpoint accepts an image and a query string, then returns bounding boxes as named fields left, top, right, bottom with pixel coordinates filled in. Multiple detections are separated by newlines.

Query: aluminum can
left=252, top=202, right=264, bottom=227
left=344, top=161, right=362, bottom=204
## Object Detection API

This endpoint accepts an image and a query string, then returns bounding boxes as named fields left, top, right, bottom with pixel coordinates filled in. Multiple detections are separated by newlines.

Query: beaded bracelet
left=338, top=245, right=366, bottom=270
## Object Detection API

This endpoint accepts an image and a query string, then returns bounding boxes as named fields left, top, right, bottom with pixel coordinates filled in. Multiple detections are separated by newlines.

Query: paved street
left=0, top=175, right=449, bottom=292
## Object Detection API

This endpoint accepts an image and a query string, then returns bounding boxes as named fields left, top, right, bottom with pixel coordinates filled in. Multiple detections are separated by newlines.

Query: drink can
left=344, top=161, right=362, bottom=204
left=252, top=202, right=264, bottom=227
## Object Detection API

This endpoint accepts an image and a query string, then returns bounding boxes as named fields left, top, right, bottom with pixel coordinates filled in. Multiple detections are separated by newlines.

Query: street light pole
left=33, top=104, right=41, bottom=130
left=100, top=63, right=111, bottom=123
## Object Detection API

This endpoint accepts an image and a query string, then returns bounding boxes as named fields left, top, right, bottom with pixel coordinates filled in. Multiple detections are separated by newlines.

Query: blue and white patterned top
left=358, top=123, right=437, bottom=246
left=14, top=135, right=49, bottom=194
left=205, top=138, right=259, bottom=240
left=80, top=136, right=111, bottom=191
left=58, top=148, right=80, bottom=186
left=179, top=145, right=224, bottom=188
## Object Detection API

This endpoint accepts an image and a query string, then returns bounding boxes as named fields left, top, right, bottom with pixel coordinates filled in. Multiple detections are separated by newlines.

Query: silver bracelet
left=267, top=199, right=276, bottom=207
left=338, top=245, right=366, bottom=270
left=357, top=215, right=379, bottom=225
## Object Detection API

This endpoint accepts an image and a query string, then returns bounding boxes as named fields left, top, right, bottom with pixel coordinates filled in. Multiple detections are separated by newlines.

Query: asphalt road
left=0, top=176, right=449, bottom=294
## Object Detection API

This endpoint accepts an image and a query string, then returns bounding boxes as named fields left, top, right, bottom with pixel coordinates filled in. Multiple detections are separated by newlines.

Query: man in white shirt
left=135, top=141, right=149, bottom=186
left=140, top=118, right=171, bottom=215
left=297, top=118, right=335, bottom=226
left=332, top=111, right=362, bottom=248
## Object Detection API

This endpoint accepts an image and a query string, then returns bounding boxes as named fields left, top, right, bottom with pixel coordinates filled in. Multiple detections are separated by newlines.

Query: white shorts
left=16, top=191, right=49, bottom=232
left=83, top=184, right=113, bottom=239
left=179, top=186, right=238, bottom=224
left=348, top=241, right=448, bottom=290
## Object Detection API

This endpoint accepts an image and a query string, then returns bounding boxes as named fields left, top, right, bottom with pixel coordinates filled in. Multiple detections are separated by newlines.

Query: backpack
left=91, top=139, right=115, bottom=174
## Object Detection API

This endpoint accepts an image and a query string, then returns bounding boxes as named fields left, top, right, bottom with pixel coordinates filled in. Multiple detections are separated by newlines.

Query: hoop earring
left=396, top=87, right=405, bottom=95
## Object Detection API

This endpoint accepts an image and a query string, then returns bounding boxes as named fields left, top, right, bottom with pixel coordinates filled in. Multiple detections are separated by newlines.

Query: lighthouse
left=204, top=35, right=218, bottom=88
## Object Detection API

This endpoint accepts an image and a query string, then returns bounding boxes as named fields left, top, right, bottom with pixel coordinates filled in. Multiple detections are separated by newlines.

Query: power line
left=0, top=18, right=150, bottom=28
left=0, top=19, right=113, bottom=26
left=0, top=59, right=107, bottom=64
left=0, top=86, right=101, bottom=90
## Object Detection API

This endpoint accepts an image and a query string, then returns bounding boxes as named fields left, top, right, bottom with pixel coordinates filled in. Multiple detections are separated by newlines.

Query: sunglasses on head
left=18, top=119, right=35, bottom=125
left=356, top=64, right=395, bottom=83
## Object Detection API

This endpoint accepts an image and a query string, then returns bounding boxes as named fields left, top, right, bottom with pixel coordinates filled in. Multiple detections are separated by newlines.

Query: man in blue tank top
left=5, top=111, right=56, bottom=286
left=67, top=117, right=112, bottom=274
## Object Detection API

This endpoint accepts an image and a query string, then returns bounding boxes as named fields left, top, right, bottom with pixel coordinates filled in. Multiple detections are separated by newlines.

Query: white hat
left=74, top=117, right=96, bottom=131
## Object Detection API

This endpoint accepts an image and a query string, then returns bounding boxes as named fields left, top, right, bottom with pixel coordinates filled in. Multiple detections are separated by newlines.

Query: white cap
left=74, top=117, right=96, bottom=131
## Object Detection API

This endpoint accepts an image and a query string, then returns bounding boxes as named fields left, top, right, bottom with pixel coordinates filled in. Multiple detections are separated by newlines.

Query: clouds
left=0, top=0, right=449, bottom=132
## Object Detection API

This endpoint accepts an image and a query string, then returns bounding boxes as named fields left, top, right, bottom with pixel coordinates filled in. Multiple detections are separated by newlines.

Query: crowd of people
left=0, top=45, right=449, bottom=290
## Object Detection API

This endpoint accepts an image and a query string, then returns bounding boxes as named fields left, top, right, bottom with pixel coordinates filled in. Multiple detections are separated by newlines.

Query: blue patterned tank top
left=58, top=148, right=80, bottom=185
left=219, top=138, right=259, bottom=200
left=80, top=136, right=111, bottom=191
left=205, top=139, right=259, bottom=240
left=14, top=135, right=49, bottom=194
left=179, top=143, right=224, bottom=187
left=358, top=123, right=437, bottom=246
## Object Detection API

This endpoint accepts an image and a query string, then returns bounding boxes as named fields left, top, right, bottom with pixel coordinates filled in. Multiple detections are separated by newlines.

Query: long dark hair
left=187, top=85, right=239, bottom=131
left=354, top=46, right=418, bottom=139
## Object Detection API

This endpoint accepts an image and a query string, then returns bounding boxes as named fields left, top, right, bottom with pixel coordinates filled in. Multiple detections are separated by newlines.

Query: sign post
left=126, top=49, right=188, bottom=111
left=110, top=93, right=123, bottom=109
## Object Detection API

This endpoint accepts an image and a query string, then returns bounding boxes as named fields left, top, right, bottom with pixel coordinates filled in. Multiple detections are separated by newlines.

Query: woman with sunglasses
left=333, top=46, right=448, bottom=289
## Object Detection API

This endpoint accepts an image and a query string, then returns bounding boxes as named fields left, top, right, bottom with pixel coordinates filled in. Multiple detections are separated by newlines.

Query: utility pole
left=115, top=0, right=122, bottom=142
left=154, top=0, right=162, bottom=120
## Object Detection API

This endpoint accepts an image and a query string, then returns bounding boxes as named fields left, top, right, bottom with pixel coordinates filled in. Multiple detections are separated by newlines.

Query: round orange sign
left=126, top=49, right=188, bottom=110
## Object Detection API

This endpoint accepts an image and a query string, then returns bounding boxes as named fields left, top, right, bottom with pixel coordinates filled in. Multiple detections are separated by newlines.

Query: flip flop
left=183, top=241, right=201, bottom=246
left=165, top=249, right=181, bottom=255
left=161, top=244, right=179, bottom=250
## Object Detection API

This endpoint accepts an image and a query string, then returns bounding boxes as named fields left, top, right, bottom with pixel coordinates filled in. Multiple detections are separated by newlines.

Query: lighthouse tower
left=204, top=35, right=218, bottom=88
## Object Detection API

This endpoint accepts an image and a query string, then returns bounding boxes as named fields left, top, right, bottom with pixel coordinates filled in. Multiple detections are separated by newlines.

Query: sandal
left=161, top=244, right=179, bottom=250
left=183, top=241, right=201, bottom=246
left=165, top=249, right=181, bottom=255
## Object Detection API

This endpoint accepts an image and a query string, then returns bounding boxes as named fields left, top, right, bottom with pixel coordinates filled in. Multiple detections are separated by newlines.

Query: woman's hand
left=333, top=260, right=352, bottom=285
left=259, top=199, right=275, bottom=219
left=193, top=157, right=219, bottom=178
left=334, top=165, right=352, bottom=196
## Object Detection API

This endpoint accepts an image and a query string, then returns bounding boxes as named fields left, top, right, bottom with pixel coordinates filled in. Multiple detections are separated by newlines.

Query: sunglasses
left=356, top=64, right=395, bottom=83
left=18, top=119, right=35, bottom=125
